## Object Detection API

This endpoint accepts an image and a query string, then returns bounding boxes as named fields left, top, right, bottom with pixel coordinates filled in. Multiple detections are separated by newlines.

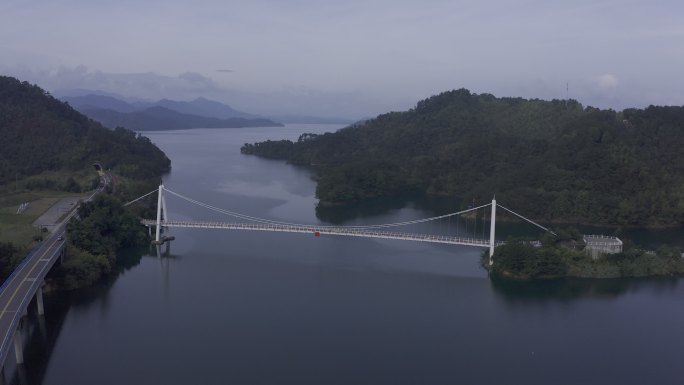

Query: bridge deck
left=0, top=221, right=69, bottom=366
left=142, top=219, right=503, bottom=248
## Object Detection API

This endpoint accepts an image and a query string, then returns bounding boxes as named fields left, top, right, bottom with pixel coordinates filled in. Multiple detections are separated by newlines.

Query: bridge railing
left=583, top=234, right=622, bottom=241
left=142, top=219, right=497, bottom=246
left=0, top=240, right=65, bottom=369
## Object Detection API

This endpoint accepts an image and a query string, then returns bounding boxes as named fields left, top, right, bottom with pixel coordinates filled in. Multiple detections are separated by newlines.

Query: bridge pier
left=35, top=284, right=44, bottom=316
left=12, top=329, right=23, bottom=365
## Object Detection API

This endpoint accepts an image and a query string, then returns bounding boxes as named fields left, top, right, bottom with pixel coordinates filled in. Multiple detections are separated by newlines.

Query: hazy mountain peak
left=58, top=90, right=353, bottom=124
left=62, top=94, right=137, bottom=113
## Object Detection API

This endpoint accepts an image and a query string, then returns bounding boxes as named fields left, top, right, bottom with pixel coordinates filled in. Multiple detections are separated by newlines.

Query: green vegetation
left=60, top=195, right=149, bottom=290
left=0, top=75, right=170, bottom=191
left=489, top=233, right=684, bottom=279
left=242, top=89, right=684, bottom=226
left=0, top=242, right=20, bottom=282
left=0, top=191, right=74, bottom=284
left=0, top=76, right=170, bottom=287
left=0, top=191, right=72, bottom=245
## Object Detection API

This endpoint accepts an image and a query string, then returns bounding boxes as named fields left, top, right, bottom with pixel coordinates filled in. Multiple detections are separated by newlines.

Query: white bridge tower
left=489, top=196, right=496, bottom=265
left=155, top=183, right=168, bottom=243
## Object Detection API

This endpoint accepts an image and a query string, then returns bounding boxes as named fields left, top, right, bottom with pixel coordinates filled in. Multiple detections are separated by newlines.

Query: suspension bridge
left=127, top=184, right=556, bottom=264
left=0, top=182, right=621, bottom=371
left=0, top=182, right=622, bottom=368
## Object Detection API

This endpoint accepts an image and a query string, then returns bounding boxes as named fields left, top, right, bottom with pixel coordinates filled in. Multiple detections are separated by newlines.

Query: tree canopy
left=0, top=76, right=170, bottom=186
left=490, top=237, right=684, bottom=279
left=63, top=194, right=148, bottom=289
left=0, top=76, right=171, bottom=286
left=242, top=89, right=684, bottom=226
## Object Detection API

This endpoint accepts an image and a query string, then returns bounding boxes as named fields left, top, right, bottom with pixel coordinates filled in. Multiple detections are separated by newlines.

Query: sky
left=1, top=0, right=683, bottom=118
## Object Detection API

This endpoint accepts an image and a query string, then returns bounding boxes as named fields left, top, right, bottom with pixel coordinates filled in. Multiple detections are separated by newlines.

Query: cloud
left=0, top=65, right=379, bottom=118
left=597, top=74, right=619, bottom=89
left=178, top=72, right=213, bottom=83
left=1, top=66, right=226, bottom=100
left=2, top=0, right=684, bottom=116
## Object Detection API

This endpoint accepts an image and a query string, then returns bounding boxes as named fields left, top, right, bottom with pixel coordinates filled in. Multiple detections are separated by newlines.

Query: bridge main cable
left=162, top=187, right=491, bottom=230
left=123, top=189, right=159, bottom=207
left=496, top=203, right=556, bottom=235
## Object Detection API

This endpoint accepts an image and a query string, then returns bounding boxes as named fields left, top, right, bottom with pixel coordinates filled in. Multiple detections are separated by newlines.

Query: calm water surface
left=11, top=124, right=684, bottom=385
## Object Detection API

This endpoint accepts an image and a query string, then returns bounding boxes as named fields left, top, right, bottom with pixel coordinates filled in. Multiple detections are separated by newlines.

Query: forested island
left=0, top=76, right=170, bottom=289
left=242, top=89, right=684, bottom=227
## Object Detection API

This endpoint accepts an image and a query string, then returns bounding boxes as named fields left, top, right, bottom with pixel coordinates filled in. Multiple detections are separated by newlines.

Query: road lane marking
left=0, top=240, right=57, bottom=316
left=0, top=240, right=59, bottom=354
left=0, top=193, right=91, bottom=360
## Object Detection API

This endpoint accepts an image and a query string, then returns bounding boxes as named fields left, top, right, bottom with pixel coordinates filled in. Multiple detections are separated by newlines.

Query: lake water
left=10, top=124, right=684, bottom=385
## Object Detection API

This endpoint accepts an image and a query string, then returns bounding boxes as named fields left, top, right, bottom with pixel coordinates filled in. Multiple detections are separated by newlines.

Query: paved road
left=0, top=181, right=104, bottom=367
left=0, top=217, right=73, bottom=366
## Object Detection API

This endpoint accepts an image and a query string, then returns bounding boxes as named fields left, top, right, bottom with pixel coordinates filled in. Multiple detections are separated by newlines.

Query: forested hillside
left=242, top=89, right=684, bottom=226
left=0, top=76, right=170, bottom=186
left=0, top=76, right=171, bottom=287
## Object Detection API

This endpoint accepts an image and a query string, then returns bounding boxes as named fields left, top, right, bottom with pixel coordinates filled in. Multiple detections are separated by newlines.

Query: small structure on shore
left=583, top=235, right=623, bottom=259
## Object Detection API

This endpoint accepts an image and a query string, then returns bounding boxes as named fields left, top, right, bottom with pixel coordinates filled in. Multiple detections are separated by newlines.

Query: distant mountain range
left=82, top=106, right=283, bottom=131
left=61, top=94, right=281, bottom=130
left=136, top=97, right=260, bottom=120
left=60, top=93, right=354, bottom=129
